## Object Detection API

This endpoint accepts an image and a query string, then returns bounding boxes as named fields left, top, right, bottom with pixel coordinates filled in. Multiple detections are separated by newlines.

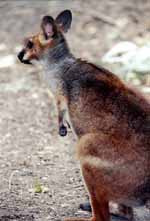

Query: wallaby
left=18, top=10, right=150, bottom=221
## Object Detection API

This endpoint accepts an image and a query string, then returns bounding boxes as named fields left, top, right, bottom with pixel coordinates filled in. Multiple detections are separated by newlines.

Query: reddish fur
left=18, top=11, right=150, bottom=221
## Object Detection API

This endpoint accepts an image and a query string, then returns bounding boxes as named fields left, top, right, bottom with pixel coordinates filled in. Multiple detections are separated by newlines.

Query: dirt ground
left=0, top=1, right=149, bottom=221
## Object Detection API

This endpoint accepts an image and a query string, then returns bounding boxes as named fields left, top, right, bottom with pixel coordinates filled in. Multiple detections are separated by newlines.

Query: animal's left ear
left=55, top=10, right=72, bottom=33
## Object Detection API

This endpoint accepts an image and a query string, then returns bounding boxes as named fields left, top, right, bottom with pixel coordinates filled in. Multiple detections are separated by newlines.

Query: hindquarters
left=76, top=132, right=150, bottom=207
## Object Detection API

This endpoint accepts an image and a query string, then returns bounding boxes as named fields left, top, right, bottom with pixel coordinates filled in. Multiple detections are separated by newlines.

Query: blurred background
left=0, top=1, right=149, bottom=220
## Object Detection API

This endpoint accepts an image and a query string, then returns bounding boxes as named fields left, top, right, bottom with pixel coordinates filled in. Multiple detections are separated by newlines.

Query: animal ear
left=55, top=10, right=72, bottom=33
left=41, top=16, right=55, bottom=38
left=44, top=23, right=54, bottom=37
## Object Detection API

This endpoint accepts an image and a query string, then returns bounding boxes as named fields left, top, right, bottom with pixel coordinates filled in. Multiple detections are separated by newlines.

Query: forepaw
left=59, top=125, right=67, bottom=136
left=79, top=202, right=92, bottom=212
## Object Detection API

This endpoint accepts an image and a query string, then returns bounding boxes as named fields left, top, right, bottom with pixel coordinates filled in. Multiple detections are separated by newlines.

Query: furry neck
left=39, top=39, right=75, bottom=94
left=41, top=38, right=75, bottom=72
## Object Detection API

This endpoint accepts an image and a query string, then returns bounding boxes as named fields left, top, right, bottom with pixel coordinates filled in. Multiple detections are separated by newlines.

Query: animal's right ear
left=55, top=10, right=72, bottom=33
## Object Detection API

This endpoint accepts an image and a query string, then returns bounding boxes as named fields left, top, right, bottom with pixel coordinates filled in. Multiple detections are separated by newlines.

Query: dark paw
left=59, top=125, right=67, bottom=137
left=79, top=202, right=92, bottom=212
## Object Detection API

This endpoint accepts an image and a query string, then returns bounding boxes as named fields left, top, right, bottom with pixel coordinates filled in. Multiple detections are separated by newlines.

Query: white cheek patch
left=23, top=51, right=31, bottom=60
left=31, top=60, right=39, bottom=65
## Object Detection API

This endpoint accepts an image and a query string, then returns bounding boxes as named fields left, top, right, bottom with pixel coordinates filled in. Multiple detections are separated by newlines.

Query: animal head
left=18, top=10, right=72, bottom=65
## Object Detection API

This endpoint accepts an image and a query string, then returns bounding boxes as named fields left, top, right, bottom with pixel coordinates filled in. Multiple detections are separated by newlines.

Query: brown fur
left=18, top=10, right=150, bottom=221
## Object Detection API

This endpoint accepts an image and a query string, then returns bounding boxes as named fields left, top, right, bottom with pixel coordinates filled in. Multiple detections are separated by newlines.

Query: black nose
left=17, top=50, right=31, bottom=64
left=17, top=50, right=25, bottom=62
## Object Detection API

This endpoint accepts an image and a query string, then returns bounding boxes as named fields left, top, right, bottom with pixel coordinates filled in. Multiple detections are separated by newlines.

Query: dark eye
left=27, top=40, right=34, bottom=49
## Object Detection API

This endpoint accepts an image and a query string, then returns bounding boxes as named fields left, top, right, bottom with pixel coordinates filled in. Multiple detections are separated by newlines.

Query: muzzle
left=17, top=50, right=32, bottom=64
